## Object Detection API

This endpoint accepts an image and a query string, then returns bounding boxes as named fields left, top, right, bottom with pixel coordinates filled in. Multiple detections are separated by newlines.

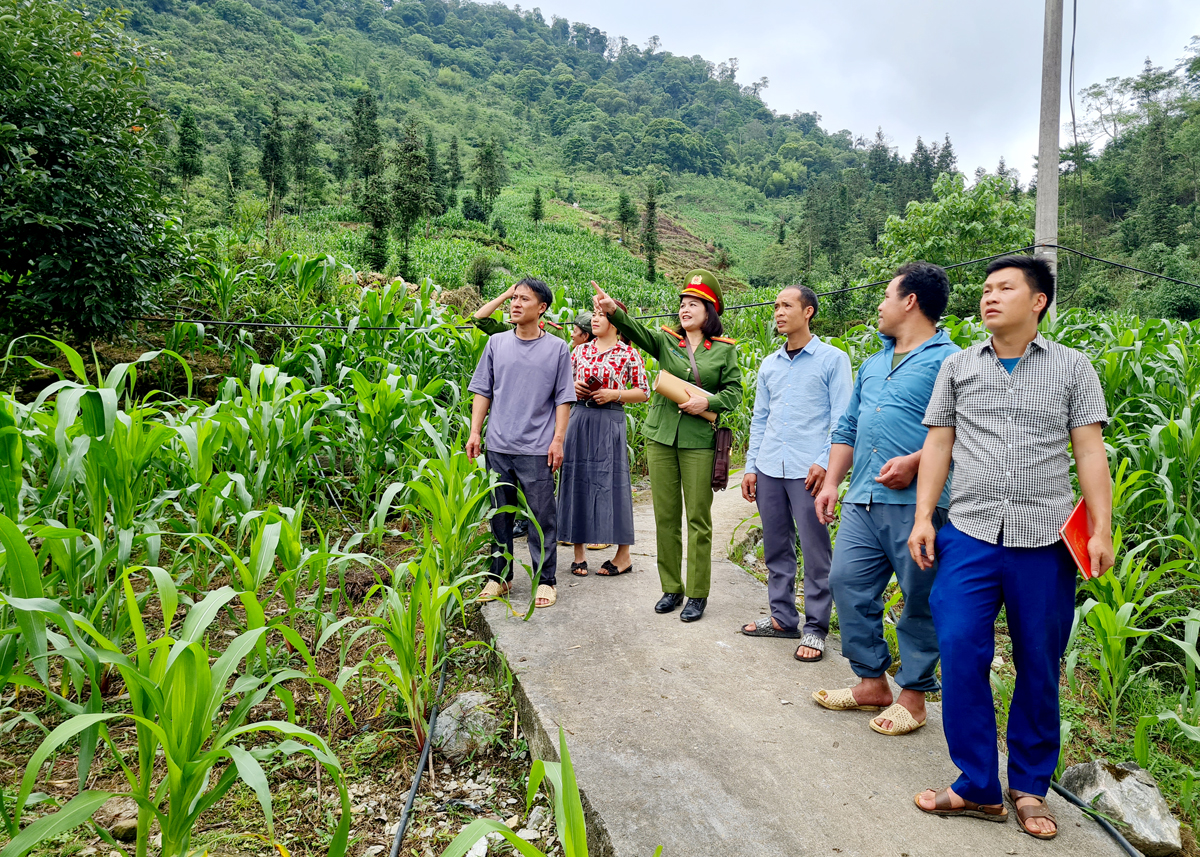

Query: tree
left=864, top=173, right=1035, bottom=317
left=222, top=132, right=245, bottom=218
left=934, top=133, right=957, bottom=176
left=224, top=133, right=245, bottom=193
left=642, top=181, right=661, bottom=282
left=360, top=175, right=391, bottom=272
left=391, top=117, right=435, bottom=277
left=616, top=192, right=638, bottom=243
left=260, top=100, right=288, bottom=214
left=349, top=93, right=383, bottom=191
left=446, top=135, right=464, bottom=204
left=288, top=113, right=316, bottom=214
left=471, top=136, right=509, bottom=212
left=174, top=105, right=203, bottom=194
left=0, top=0, right=177, bottom=336
left=510, top=68, right=546, bottom=108
left=424, top=130, right=446, bottom=215
left=530, top=186, right=544, bottom=224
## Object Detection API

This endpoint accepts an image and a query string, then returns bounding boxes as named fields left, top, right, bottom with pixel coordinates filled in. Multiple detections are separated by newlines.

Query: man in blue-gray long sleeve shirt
left=811, top=262, right=958, bottom=735
left=739, top=286, right=852, bottom=662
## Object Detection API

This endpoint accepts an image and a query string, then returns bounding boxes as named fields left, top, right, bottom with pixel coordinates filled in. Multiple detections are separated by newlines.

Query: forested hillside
left=119, top=0, right=1200, bottom=315
left=123, top=0, right=975, bottom=284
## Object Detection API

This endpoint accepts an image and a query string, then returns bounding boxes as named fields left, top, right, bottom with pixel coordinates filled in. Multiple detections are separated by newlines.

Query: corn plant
left=441, top=727, right=663, bottom=857
left=0, top=401, right=24, bottom=522
left=1078, top=597, right=1159, bottom=732
left=345, top=368, right=449, bottom=520
left=0, top=577, right=351, bottom=857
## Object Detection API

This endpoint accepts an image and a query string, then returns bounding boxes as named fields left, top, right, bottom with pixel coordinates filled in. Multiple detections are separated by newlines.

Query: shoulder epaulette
left=711, top=336, right=737, bottom=345
left=660, top=326, right=683, bottom=340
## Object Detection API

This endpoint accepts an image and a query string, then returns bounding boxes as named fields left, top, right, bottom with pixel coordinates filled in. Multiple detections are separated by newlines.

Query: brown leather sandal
left=1006, top=789, right=1057, bottom=839
left=914, top=788, right=1008, bottom=822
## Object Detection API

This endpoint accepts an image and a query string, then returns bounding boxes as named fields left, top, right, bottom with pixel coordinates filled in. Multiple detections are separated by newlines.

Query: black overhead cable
left=134, top=242, right=1200, bottom=335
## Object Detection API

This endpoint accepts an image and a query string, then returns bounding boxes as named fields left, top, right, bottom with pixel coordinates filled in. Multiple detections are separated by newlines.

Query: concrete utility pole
left=1035, top=0, right=1064, bottom=321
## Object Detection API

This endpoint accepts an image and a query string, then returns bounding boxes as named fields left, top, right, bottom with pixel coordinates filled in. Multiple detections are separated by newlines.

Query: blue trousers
left=930, top=521, right=1076, bottom=805
left=828, top=503, right=946, bottom=693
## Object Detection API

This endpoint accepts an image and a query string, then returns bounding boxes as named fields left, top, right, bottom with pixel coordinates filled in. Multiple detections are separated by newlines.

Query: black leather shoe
left=513, top=520, right=528, bottom=538
left=654, top=592, right=684, bottom=614
left=680, top=597, right=707, bottom=622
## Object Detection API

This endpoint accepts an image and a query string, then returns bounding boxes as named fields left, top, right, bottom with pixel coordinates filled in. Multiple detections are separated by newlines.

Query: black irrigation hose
left=1049, top=780, right=1142, bottom=856
left=134, top=242, right=1200, bottom=334
left=389, top=650, right=450, bottom=857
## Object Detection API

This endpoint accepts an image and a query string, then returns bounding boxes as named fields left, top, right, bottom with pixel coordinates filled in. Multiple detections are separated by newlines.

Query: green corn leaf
left=0, top=790, right=117, bottom=857
left=0, top=514, right=47, bottom=685
left=228, top=745, right=274, bottom=840
left=441, top=818, right=548, bottom=857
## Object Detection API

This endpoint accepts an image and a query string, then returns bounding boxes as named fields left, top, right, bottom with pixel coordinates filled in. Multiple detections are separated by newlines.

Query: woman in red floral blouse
left=558, top=299, right=650, bottom=577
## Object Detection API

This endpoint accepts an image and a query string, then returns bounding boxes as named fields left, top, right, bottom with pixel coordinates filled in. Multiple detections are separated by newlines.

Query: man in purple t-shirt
left=467, top=278, right=575, bottom=608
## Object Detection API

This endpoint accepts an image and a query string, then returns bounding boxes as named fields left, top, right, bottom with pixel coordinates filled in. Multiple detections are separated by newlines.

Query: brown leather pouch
left=711, top=426, right=733, bottom=490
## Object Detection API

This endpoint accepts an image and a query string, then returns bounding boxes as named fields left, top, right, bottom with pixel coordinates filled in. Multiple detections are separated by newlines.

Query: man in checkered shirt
left=908, top=256, right=1114, bottom=839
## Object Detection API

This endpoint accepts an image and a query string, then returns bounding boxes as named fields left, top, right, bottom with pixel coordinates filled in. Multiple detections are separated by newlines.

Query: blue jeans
left=930, top=521, right=1077, bottom=804
left=828, top=503, right=946, bottom=693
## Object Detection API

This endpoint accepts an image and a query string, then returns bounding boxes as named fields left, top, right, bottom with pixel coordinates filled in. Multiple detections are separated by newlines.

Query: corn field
left=3, top=249, right=1200, bottom=853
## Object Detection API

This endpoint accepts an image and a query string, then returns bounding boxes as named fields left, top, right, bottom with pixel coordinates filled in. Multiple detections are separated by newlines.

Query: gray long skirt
left=557, top=404, right=636, bottom=545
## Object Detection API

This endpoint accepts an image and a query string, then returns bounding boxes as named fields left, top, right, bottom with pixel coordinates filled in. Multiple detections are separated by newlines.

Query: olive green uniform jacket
left=471, top=316, right=513, bottom=336
left=608, top=306, right=743, bottom=449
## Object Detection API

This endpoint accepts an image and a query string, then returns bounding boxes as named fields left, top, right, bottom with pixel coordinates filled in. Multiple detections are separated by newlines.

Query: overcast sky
left=534, top=0, right=1199, bottom=183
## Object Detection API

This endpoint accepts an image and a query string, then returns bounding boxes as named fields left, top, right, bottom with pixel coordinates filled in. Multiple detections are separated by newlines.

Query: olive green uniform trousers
left=646, top=439, right=716, bottom=598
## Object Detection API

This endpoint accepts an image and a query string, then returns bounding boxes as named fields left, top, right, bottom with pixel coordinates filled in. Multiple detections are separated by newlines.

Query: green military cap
left=680, top=269, right=724, bottom=314
left=573, top=311, right=594, bottom=333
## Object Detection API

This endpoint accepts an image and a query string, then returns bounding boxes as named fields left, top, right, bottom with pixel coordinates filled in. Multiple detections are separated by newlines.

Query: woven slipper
left=870, top=702, right=927, bottom=736
left=914, top=787, right=1008, bottom=822
left=811, top=687, right=883, bottom=712
left=794, top=633, right=825, bottom=662
left=740, top=616, right=802, bottom=638
left=535, top=584, right=557, bottom=608
left=586, top=543, right=611, bottom=550
left=479, top=580, right=511, bottom=603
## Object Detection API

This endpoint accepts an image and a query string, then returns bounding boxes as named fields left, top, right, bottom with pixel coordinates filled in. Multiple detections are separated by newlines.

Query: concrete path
left=480, top=486, right=1123, bottom=857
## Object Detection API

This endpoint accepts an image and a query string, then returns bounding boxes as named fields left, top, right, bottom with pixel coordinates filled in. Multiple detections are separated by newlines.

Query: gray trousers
left=828, top=502, right=947, bottom=693
left=485, top=451, right=557, bottom=587
left=757, top=472, right=833, bottom=636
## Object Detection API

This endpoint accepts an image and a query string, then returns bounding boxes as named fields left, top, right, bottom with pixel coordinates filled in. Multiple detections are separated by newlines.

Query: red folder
left=1059, top=498, right=1096, bottom=580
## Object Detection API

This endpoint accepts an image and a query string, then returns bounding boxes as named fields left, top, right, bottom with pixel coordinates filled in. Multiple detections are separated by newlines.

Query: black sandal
left=570, top=561, right=588, bottom=576
left=598, top=560, right=631, bottom=575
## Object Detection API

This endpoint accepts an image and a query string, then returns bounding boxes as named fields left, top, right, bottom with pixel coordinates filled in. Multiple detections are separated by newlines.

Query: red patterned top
left=571, top=339, right=650, bottom=397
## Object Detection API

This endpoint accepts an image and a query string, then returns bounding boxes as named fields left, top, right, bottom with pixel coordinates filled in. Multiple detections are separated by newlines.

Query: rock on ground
left=93, top=796, right=139, bottom=842
left=1059, top=760, right=1181, bottom=856
left=432, top=690, right=499, bottom=761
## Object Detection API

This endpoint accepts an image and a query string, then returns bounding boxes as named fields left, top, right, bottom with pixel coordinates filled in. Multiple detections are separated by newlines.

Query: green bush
left=462, top=194, right=488, bottom=223
left=1156, top=280, right=1200, bottom=320
left=0, top=0, right=179, bottom=337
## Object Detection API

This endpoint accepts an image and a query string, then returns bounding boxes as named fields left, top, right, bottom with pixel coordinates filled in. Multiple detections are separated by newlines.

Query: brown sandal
left=914, top=788, right=1008, bottom=822
left=1006, top=789, right=1057, bottom=839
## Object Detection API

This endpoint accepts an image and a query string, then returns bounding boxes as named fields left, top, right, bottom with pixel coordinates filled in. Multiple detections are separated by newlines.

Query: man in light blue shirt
left=811, top=262, right=958, bottom=736
left=740, top=286, right=852, bottom=662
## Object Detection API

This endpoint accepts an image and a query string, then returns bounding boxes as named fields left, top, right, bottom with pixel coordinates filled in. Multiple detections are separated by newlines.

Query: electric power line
left=135, top=242, right=1200, bottom=334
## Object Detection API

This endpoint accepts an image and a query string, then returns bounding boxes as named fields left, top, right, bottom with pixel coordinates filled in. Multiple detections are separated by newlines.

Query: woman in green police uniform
left=592, top=271, right=742, bottom=623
